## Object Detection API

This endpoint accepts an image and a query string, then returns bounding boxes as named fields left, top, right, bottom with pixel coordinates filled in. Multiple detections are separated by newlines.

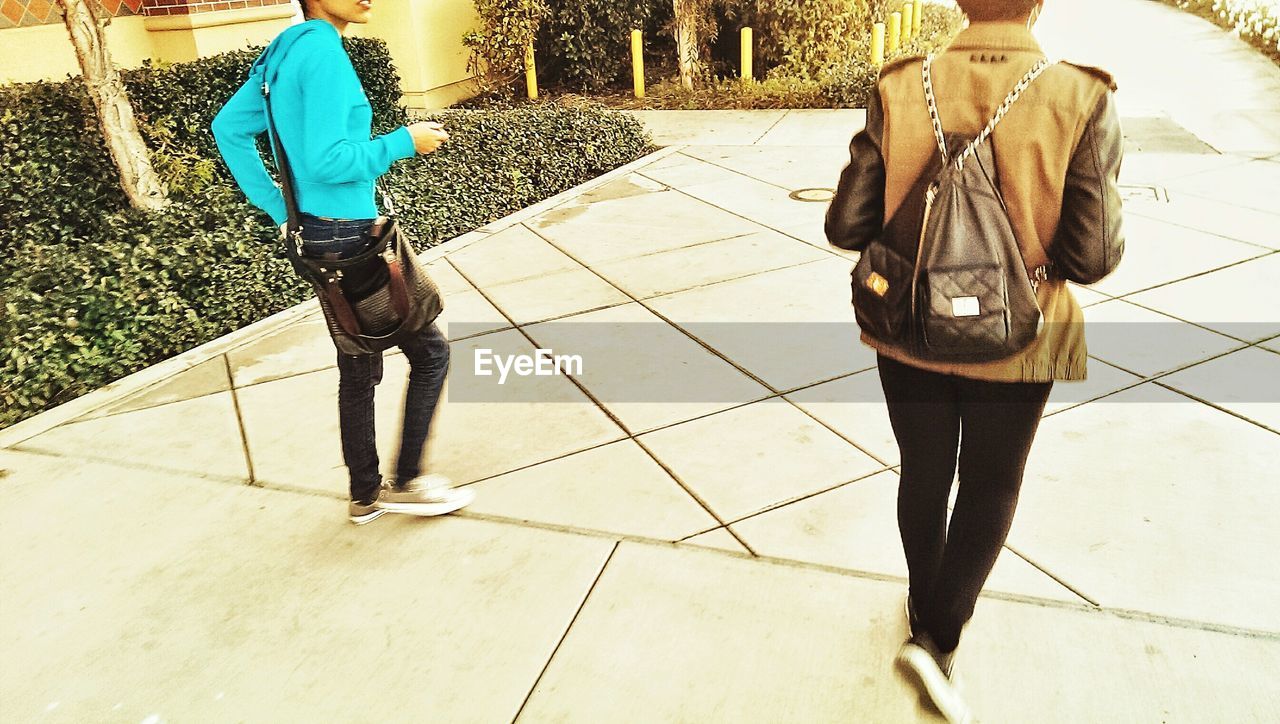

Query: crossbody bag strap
left=922, top=55, right=1054, bottom=170
left=261, top=78, right=307, bottom=258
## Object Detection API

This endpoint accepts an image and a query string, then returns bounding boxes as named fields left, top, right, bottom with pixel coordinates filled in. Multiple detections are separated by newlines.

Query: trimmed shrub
left=464, top=0, right=548, bottom=95
left=0, top=42, right=652, bottom=429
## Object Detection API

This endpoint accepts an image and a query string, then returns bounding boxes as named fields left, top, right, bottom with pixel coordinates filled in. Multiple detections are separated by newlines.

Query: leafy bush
left=537, top=0, right=654, bottom=91
left=1160, top=0, right=1280, bottom=62
left=464, top=0, right=548, bottom=95
left=723, top=0, right=873, bottom=79
left=0, top=42, right=652, bottom=429
left=585, top=2, right=962, bottom=109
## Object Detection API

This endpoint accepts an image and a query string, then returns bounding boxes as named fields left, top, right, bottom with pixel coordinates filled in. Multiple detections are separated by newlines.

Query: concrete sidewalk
left=3, top=1, right=1279, bottom=721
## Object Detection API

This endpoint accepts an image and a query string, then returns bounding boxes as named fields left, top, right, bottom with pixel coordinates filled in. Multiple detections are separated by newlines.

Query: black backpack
left=852, top=55, right=1053, bottom=363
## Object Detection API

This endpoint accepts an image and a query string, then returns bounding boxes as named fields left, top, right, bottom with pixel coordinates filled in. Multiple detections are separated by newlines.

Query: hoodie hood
left=250, top=19, right=340, bottom=87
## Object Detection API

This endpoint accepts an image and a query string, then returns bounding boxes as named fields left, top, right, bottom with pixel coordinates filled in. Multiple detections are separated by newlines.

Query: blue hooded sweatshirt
left=211, top=19, right=415, bottom=226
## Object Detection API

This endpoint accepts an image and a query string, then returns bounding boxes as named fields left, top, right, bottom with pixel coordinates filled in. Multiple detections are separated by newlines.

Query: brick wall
left=0, top=0, right=143, bottom=28
left=142, top=0, right=293, bottom=18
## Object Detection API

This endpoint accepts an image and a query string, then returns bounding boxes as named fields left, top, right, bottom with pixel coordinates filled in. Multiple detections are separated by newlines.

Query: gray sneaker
left=897, top=633, right=970, bottom=723
left=378, top=474, right=475, bottom=517
left=349, top=498, right=386, bottom=525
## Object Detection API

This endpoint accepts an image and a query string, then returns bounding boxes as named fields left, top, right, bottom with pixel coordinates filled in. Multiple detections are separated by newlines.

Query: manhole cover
left=1118, top=184, right=1169, bottom=203
left=789, top=188, right=835, bottom=203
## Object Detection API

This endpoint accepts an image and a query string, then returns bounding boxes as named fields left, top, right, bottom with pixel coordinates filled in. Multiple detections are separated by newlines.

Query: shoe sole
left=897, top=645, right=973, bottom=724
left=350, top=508, right=387, bottom=525
left=378, top=495, right=473, bottom=518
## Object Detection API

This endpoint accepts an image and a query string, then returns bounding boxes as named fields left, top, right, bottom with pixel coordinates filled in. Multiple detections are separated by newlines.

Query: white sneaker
left=897, top=638, right=973, bottom=724
left=378, top=475, right=475, bottom=517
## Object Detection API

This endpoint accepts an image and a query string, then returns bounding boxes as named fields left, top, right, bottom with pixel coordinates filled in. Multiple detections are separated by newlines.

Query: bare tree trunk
left=673, top=0, right=699, bottom=90
left=57, top=0, right=168, bottom=211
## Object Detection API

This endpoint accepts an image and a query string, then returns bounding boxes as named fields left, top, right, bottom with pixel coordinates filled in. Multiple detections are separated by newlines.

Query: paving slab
left=1012, top=384, right=1280, bottom=631
left=516, top=542, right=928, bottom=723
left=670, top=170, right=832, bottom=247
left=227, top=314, right=338, bottom=388
left=1082, top=299, right=1247, bottom=376
left=0, top=450, right=614, bottom=723
left=755, top=109, right=867, bottom=147
left=234, top=363, right=400, bottom=495
left=434, top=287, right=512, bottom=341
left=444, top=223, right=583, bottom=288
left=960, top=596, right=1280, bottom=723
left=523, top=303, right=770, bottom=434
left=1044, top=359, right=1145, bottom=415
left=16, top=391, right=249, bottom=482
left=481, top=267, right=631, bottom=325
left=1118, top=152, right=1255, bottom=186
left=731, top=471, right=1084, bottom=604
left=465, top=441, right=718, bottom=540
left=1263, top=336, right=1280, bottom=354
left=1125, top=253, right=1280, bottom=342
left=645, top=259, right=877, bottom=391
left=1126, top=191, right=1280, bottom=251
left=1165, top=157, right=1280, bottom=213
left=637, top=399, right=886, bottom=522
left=638, top=152, right=746, bottom=189
left=425, top=257, right=475, bottom=295
left=529, top=188, right=763, bottom=265
left=786, top=370, right=899, bottom=466
left=1159, top=347, right=1280, bottom=432
left=682, top=145, right=851, bottom=192
left=590, top=229, right=830, bottom=300
left=1086, top=215, right=1266, bottom=298
left=623, top=110, right=788, bottom=146
left=79, top=356, right=231, bottom=420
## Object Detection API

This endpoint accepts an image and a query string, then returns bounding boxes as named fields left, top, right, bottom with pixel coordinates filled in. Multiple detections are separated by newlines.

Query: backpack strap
left=922, top=55, right=1055, bottom=170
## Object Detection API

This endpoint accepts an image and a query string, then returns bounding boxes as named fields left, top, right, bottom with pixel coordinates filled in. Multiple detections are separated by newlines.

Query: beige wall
left=350, top=0, right=479, bottom=109
left=0, top=2, right=477, bottom=108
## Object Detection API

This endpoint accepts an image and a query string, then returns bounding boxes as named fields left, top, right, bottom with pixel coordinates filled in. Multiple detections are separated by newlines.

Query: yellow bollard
left=914, top=0, right=923, bottom=34
left=902, top=2, right=914, bottom=44
left=741, top=27, right=754, bottom=81
left=871, top=23, right=885, bottom=67
left=524, top=42, right=538, bottom=101
left=888, top=12, right=901, bottom=54
left=631, top=30, right=645, bottom=99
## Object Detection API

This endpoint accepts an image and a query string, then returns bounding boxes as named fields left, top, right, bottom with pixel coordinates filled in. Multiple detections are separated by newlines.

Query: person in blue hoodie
left=212, top=0, right=474, bottom=525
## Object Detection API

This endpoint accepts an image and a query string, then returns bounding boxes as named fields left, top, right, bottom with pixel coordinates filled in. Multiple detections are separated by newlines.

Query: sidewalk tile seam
left=630, top=435, right=756, bottom=553
left=6, top=444, right=251, bottom=489
left=1094, top=296, right=1261, bottom=345
left=752, top=109, right=793, bottom=145
left=1001, top=542, right=1101, bottom=607
left=626, top=257, right=844, bottom=302
left=1150, top=380, right=1280, bottom=436
left=716, top=467, right=897, bottom=530
left=643, top=152, right=797, bottom=194
left=1167, top=187, right=1280, bottom=218
left=1124, top=208, right=1280, bottom=252
left=511, top=541, right=620, bottom=723
left=222, top=355, right=257, bottom=486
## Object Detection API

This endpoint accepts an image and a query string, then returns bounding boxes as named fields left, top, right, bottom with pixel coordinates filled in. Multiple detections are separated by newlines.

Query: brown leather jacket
left=826, top=23, right=1125, bottom=382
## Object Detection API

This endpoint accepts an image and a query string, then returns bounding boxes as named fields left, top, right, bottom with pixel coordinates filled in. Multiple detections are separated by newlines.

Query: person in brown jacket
left=826, top=1, right=1124, bottom=720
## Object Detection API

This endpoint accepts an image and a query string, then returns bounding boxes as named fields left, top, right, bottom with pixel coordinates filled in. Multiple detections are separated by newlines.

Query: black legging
left=877, top=354, right=1053, bottom=652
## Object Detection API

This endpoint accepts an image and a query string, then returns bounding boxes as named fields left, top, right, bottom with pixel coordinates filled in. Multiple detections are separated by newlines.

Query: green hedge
left=0, top=40, right=652, bottom=430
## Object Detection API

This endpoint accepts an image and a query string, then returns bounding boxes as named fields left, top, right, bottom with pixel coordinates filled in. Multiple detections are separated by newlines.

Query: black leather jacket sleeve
left=1049, top=90, right=1125, bottom=284
left=825, top=90, right=886, bottom=252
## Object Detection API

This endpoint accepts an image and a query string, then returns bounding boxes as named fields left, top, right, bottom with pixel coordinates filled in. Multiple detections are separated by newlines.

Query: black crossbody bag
left=261, top=77, right=443, bottom=357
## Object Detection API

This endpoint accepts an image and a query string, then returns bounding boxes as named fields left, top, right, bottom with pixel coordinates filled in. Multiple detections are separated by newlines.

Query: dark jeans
left=877, top=354, right=1052, bottom=652
left=300, top=214, right=451, bottom=504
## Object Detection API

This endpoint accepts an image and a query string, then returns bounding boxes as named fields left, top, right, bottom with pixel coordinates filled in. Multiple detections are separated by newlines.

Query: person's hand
left=408, top=121, right=449, bottom=155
